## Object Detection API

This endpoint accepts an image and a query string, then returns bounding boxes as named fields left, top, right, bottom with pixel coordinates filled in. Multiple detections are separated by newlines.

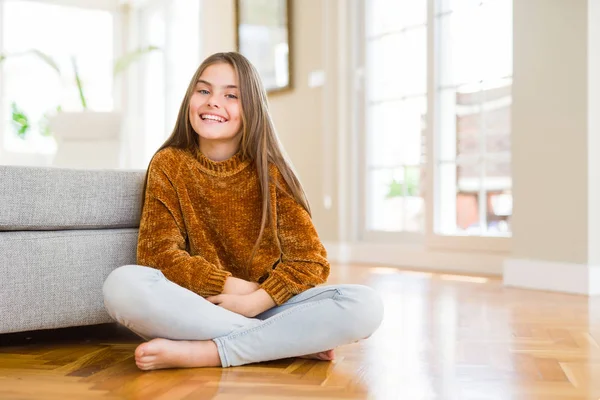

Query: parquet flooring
left=2, top=264, right=600, bottom=399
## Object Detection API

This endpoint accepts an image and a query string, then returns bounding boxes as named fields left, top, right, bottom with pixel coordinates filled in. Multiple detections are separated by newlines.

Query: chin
left=197, top=131, right=238, bottom=141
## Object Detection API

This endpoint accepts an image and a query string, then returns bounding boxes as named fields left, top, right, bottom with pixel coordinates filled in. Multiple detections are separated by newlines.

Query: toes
left=136, top=362, right=155, bottom=371
left=135, top=343, right=149, bottom=359
left=137, top=355, right=156, bottom=364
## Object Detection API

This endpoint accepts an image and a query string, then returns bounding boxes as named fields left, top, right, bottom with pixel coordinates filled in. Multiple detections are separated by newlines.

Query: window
left=139, top=1, right=167, bottom=164
left=361, top=0, right=512, bottom=240
left=436, top=0, right=513, bottom=236
left=0, top=0, right=114, bottom=154
left=128, top=0, right=201, bottom=169
left=364, top=0, right=427, bottom=234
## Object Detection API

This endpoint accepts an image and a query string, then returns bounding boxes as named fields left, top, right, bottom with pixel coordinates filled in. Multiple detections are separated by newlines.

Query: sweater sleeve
left=259, top=170, right=330, bottom=305
left=137, top=155, right=231, bottom=297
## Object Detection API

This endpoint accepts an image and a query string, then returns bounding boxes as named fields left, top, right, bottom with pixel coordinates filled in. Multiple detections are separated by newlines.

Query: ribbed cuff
left=260, top=273, right=294, bottom=305
left=201, top=269, right=232, bottom=296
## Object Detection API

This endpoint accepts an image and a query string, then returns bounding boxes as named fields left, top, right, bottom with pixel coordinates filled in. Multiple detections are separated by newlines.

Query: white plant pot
left=49, top=111, right=122, bottom=169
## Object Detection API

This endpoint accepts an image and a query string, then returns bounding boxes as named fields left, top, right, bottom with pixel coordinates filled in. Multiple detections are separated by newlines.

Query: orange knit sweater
left=136, top=146, right=330, bottom=305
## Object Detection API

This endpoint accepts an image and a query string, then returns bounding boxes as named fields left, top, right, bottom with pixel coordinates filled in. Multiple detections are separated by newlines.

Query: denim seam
left=280, top=287, right=340, bottom=306
left=332, top=287, right=342, bottom=300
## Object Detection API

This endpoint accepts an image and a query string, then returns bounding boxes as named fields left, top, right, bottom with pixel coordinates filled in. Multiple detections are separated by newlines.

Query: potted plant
left=0, top=46, right=159, bottom=168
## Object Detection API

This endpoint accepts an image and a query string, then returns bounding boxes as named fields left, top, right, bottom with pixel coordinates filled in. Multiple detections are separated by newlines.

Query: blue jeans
left=102, top=264, right=384, bottom=367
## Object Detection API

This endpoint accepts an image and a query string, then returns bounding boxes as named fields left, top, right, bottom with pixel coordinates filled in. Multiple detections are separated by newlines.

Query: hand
left=207, top=289, right=277, bottom=318
left=206, top=293, right=255, bottom=317
left=222, top=277, right=260, bottom=295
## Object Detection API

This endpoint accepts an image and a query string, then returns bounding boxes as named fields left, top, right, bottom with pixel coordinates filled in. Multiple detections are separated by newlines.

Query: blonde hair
left=141, top=52, right=311, bottom=264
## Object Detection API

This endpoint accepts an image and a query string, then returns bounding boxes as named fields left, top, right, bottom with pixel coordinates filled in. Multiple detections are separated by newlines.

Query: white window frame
left=358, top=0, right=427, bottom=245
left=355, top=0, right=511, bottom=253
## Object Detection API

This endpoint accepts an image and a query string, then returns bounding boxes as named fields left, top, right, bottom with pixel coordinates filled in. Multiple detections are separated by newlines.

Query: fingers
left=206, top=295, right=222, bottom=304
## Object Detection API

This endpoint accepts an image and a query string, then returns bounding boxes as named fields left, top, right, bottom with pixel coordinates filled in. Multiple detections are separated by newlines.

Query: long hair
left=140, top=52, right=311, bottom=265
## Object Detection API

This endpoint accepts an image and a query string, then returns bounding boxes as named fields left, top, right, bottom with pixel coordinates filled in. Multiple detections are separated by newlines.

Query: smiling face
left=188, top=62, right=243, bottom=148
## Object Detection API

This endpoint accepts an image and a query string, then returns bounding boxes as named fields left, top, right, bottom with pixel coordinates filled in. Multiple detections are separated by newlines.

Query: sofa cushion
left=0, top=228, right=139, bottom=334
left=0, top=165, right=146, bottom=231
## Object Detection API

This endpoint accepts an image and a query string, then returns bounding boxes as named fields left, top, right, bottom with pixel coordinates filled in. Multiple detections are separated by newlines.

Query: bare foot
left=134, top=338, right=221, bottom=371
left=300, top=349, right=335, bottom=361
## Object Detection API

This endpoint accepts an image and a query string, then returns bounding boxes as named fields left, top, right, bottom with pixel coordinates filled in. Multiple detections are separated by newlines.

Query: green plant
left=386, top=167, right=420, bottom=198
left=0, top=46, right=159, bottom=139
left=10, top=101, right=30, bottom=139
left=39, top=105, right=62, bottom=137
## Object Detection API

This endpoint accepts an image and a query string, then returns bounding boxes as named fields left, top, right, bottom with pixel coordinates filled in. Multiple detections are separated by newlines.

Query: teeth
left=201, top=114, right=226, bottom=122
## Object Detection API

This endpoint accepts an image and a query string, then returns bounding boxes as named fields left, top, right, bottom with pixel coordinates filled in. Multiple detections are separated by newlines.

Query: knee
left=102, top=264, right=158, bottom=316
left=339, top=285, right=384, bottom=341
left=103, top=265, right=144, bottom=297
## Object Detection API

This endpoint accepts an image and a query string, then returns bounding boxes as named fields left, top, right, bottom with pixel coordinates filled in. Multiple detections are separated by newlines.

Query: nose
left=207, top=93, right=221, bottom=108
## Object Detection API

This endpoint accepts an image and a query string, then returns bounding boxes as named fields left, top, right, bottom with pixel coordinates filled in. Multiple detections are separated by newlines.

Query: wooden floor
left=2, top=264, right=600, bottom=400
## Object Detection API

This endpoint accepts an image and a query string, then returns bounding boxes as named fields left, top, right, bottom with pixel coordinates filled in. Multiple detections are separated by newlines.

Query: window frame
left=357, top=0, right=511, bottom=253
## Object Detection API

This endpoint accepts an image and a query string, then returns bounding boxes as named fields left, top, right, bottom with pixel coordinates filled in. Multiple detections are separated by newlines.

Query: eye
left=226, top=94, right=238, bottom=99
left=197, top=89, right=210, bottom=95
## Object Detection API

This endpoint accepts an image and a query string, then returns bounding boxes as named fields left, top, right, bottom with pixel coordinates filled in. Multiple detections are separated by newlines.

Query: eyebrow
left=197, top=79, right=238, bottom=89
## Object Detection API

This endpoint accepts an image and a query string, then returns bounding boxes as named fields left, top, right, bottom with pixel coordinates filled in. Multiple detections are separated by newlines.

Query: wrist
left=223, top=277, right=260, bottom=295
left=248, top=289, right=276, bottom=316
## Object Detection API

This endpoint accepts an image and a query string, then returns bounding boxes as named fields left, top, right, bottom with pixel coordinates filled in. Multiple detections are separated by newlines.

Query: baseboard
left=503, top=258, right=600, bottom=295
left=325, top=242, right=600, bottom=295
left=323, top=241, right=504, bottom=276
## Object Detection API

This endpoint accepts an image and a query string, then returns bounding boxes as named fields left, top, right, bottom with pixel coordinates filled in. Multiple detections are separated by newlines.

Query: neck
left=199, top=138, right=241, bottom=161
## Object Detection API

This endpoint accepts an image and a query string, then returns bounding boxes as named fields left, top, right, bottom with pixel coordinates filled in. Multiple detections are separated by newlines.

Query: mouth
left=200, top=113, right=228, bottom=123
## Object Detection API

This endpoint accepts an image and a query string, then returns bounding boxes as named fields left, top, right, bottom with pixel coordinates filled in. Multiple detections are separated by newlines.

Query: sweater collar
left=193, top=147, right=251, bottom=176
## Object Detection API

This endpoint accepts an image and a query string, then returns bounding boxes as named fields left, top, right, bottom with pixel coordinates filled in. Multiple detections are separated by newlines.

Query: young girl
left=102, top=52, right=384, bottom=370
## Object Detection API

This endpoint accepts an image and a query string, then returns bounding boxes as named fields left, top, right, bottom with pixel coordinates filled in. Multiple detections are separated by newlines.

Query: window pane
left=367, top=0, right=426, bottom=38
left=457, top=190, right=481, bottom=233
left=435, top=0, right=512, bottom=237
left=2, top=1, right=113, bottom=152
left=368, top=168, right=405, bottom=232
left=457, top=162, right=481, bottom=235
left=485, top=160, right=512, bottom=234
left=480, top=0, right=513, bottom=82
left=367, top=167, right=425, bottom=232
left=438, top=161, right=486, bottom=234
left=439, top=0, right=485, bottom=14
left=456, top=84, right=482, bottom=163
left=483, top=78, right=511, bottom=155
left=367, top=27, right=426, bottom=101
left=367, top=102, right=401, bottom=168
left=438, top=159, right=511, bottom=235
left=438, top=8, right=484, bottom=87
left=439, top=1, right=512, bottom=87
left=438, top=162, right=457, bottom=233
left=438, top=88, right=458, bottom=162
left=404, top=166, right=425, bottom=232
left=365, top=0, right=427, bottom=235
left=367, top=97, right=426, bottom=167
left=141, top=4, right=166, bottom=164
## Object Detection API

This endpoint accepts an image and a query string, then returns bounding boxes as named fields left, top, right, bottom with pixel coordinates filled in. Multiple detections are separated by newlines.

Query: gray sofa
left=0, top=165, right=146, bottom=334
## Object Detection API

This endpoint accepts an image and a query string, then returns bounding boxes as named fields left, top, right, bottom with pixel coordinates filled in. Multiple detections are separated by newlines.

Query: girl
left=102, top=52, right=384, bottom=370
